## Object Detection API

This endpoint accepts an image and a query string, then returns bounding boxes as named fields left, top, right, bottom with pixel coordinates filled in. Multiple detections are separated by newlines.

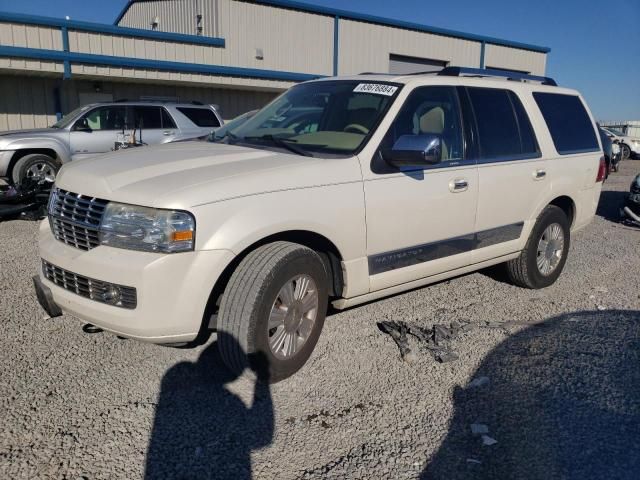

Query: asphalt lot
left=1, top=161, right=639, bottom=480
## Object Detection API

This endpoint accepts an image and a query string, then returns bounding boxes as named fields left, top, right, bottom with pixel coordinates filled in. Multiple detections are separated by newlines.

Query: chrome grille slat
left=42, top=260, right=137, bottom=309
left=48, top=188, right=108, bottom=251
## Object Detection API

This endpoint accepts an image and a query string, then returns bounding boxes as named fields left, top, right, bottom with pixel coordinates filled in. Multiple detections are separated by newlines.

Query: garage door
left=389, top=54, right=447, bottom=74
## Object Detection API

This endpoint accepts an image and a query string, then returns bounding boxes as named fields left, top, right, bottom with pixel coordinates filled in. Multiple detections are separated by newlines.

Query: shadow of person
left=422, top=309, right=640, bottom=480
left=145, top=332, right=274, bottom=480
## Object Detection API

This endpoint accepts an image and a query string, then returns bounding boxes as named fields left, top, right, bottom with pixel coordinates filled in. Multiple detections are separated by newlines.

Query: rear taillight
left=596, top=156, right=607, bottom=182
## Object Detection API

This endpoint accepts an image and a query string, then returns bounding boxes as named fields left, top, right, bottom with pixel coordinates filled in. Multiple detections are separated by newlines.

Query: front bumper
left=37, top=221, right=234, bottom=343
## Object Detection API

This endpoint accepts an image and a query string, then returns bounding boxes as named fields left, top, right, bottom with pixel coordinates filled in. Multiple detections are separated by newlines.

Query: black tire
left=11, top=153, right=61, bottom=185
left=621, top=144, right=631, bottom=161
left=506, top=205, right=571, bottom=289
left=217, top=241, right=328, bottom=383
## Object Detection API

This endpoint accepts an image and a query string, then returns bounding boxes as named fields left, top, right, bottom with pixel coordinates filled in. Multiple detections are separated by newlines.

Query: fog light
left=100, top=285, right=122, bottom=305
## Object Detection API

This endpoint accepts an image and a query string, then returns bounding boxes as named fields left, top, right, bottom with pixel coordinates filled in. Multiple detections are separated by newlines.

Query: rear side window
left=161, top=108, right=177, bottom=129
left=133, top=106, right=162, bottom=129
left=533, top=92, right=599, bottom=154
left=177, top=107, right=221, bottom=127
left=467, top=87, right=539, bottom=160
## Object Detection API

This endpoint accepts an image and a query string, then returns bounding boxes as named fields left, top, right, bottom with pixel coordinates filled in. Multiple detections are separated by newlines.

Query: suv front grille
left=48, top=188, right=108, bottom=251
left=42, top=260, right=137, bottom=309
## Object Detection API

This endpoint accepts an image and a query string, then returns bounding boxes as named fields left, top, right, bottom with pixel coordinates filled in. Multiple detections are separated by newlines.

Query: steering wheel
left=343, top=124, right=369, bottom=135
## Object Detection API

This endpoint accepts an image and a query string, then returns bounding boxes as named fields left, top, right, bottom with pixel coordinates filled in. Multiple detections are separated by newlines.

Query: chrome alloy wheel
left=268, top=274, right=319, bottom=359
left=536, top=223, right=565, bottom=276
left=26, top=162, right=56, bottom=183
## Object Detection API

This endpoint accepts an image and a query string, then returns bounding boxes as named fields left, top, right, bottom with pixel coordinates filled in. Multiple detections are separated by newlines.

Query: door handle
left=533, top=169, right=546, bottom=180
left=163, top=130, right=175, bottom=136
left=449, top=178, right=469, bottom=193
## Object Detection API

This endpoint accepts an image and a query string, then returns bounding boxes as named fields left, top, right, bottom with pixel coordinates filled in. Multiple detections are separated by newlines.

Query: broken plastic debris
left=597, top=305, right=607, bottom=311
left=378, top=321, right=413, bottom=361
left=469, top=376, right=490, bottom=388
left=435, top=351, right=459, bottom=363
left=481, top=435, right=498, bottom=446
left=470, top=423, right=489, bottom=435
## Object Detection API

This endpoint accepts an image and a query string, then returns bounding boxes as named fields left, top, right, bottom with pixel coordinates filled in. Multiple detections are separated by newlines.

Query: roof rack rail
left=358, top=72, right=394, bottom=75
left=438, top=67, right=557, bottom=86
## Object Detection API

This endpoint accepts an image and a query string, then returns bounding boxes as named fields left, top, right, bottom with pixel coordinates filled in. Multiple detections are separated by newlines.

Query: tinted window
left=133, top=106, right=162, bottom=129
left=177, top=107, right=220, bottom=127
left=467, top=88, right=521, bottom=159
left=509, top=91, right=539, bottom=155
left=161, top=108, right=177, bottom=129
left=380, top=86, right=464, bottom=162
left=79, top=106, right=127, bottom=131
left=533, top=92, right=599, bottom=154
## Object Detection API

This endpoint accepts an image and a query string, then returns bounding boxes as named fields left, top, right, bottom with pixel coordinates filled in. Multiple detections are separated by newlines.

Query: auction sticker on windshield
left=353, top=83, right=398, bottom=96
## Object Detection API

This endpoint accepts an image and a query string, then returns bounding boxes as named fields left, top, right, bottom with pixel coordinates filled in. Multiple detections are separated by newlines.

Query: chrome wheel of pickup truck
left=217, top=241, right=328, bottom=383
left=12, top=153, right=61, bottom=185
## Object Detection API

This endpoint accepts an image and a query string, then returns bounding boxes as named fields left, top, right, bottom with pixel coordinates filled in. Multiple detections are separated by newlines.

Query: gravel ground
left=1, top=161, right=639, bottom=480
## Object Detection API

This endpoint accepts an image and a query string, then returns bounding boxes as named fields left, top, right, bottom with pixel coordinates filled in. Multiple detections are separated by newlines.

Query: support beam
left=333, top=15, right=339, bottom=76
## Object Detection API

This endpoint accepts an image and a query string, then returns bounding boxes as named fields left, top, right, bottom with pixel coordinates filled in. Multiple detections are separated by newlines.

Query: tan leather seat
left=418, top=107, right=449, bottom=159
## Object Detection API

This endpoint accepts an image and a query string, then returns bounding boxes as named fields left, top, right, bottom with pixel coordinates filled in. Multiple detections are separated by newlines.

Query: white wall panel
left=484, top=44, right=547, bottom=75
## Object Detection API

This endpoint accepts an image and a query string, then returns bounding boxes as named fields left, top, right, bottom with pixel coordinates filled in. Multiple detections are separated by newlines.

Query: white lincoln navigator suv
left=35, top=67, right=605, bottom=382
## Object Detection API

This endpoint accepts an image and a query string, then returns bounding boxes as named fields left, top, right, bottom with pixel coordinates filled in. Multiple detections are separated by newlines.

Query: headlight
left=100, top=202, right=195, bottom=253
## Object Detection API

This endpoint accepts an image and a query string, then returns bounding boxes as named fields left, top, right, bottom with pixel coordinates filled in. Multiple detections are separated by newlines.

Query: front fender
left=192, top=184, right=367, bottom=263
left=3, top=136, right=72, bottom=164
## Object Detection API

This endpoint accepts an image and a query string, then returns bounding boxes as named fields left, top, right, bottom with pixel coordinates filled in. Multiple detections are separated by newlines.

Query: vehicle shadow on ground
left=145, top=333, right=274, bottom=480
left=422, top=309, right=640, bottom=480
left=596, top=190, right=628, bottom=222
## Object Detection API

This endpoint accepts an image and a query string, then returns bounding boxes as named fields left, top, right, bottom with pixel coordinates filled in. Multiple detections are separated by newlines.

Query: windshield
left=604, top=127, right=625, bottom=136
left=49, top=105, right=91, bottom=129
left=209, top=109, right=258, bottom=141
left=223, top=80, right=401, bottom=156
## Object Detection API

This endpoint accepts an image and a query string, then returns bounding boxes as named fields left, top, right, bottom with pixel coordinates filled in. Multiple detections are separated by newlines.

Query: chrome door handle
left=450, top=179, right=469, bottom=192
left=534, top=169, right=546, bottom=180
left=163, top=130, right=175, bottom=136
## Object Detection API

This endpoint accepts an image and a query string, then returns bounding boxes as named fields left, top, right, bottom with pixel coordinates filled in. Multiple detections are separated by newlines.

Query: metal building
left=0, top=0, right=550, bottom=130
left=600, top=120, right=640, bottom=138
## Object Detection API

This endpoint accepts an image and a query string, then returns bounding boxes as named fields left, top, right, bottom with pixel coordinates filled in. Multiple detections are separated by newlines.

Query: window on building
left=467, top=87, right=539, bottom=159
left=533, top=92, right=599, bottom=154
left=388, top=54, right=447, bottom=75
left=177, top=107, right=221, bottom=127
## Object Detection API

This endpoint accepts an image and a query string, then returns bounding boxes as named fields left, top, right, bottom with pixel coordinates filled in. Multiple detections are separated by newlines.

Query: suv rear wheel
left=12, top=153, right=61, bottom=185
left=621, top=144, right=631, bottom=160
left=506, top=205, right=571, bottom=289
left=217, top=241, right=328, bottom=383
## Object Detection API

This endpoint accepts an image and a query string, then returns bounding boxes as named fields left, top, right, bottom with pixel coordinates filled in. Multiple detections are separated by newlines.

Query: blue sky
left=0, top=0, right=638, bottom=120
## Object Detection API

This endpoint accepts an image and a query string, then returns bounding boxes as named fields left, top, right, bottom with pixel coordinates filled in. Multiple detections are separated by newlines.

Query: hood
left=55, top=142, right=361, bottom=209
left=0, top=128, right=60, bottom=138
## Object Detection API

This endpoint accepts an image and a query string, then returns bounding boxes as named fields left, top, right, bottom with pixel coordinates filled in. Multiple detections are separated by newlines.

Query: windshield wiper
left=244, top=134, right=314, bottom=157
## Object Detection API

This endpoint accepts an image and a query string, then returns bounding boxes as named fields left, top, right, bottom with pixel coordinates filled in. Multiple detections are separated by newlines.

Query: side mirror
left=73, top=118, right=92, bottom=132
left=382, top=134, right=442, bottom=167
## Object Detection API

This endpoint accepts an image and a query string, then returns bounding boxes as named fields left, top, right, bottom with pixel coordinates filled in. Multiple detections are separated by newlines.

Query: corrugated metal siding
left=338, top=19, right=482, bottom=75
left=120, top=0, right=220, bottom=37
left=57, top=79, right=276, bottom=121
left=0, top=75, right=58, bottom=130
left=120, top=0, right=333, bottom=75
left=218, top=0, right=333, bottom=74
left=484, top=44, right=546, bottom=75
left=0, top=22, right=64, bottom=73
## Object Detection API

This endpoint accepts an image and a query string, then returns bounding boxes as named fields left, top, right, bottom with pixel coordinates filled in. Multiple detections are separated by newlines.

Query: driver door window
left=79, top=106, right=127, bottom=131
left=380, top=86, right=464, bottom=164
left=70, top=106, right=128, bottom=160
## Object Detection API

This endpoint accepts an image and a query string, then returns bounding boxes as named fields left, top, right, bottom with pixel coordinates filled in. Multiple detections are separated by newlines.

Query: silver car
left=0, top=101, right=223, bottom=185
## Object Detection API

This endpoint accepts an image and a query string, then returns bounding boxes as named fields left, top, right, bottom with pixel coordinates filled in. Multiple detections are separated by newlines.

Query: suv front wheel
left=12, top=153, right=61, bottom=185
left=506, top=205, right=571, bottom=289
left=217, top=241, right=329, bottom=383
